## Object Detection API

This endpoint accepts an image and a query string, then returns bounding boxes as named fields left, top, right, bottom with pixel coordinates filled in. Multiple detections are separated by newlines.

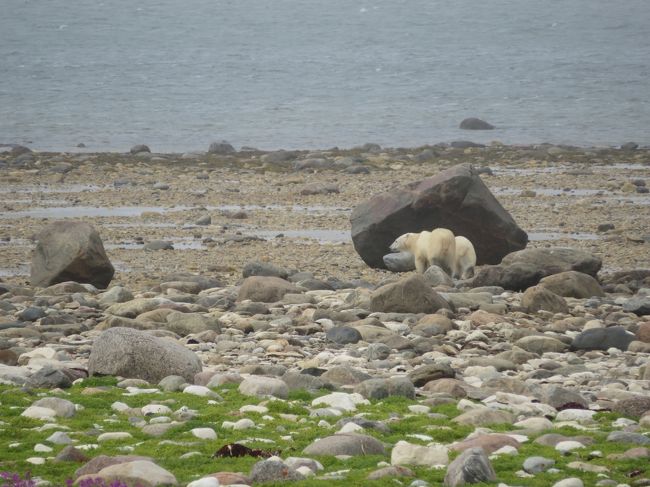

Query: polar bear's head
left=389, top=233, right=417, bottom=252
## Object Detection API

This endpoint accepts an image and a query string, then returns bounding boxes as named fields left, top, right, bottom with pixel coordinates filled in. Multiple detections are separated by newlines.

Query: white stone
left=391, top=440, right=449, bottom=467
left=97, top=432, right=132, bottom=442
left=233, top=419, right=255, bottom=430
left=338, top=422, right=363, bottom=434
left=191, top=428, right=217, bottom=440
left=408, top=405, right=430, bottom=414
left=124, top=387, right=160, bottom=395
left=312, top=392, right=369, bottom=412
left=555, top=441, right=586, bottom=454
left=514, top=417, right=553, bottom=431
left=555, top=409, right=596, bottom=423
left=491, top=445, right=519, bottom=456
left=45, top=431, right=72, bottom=445
left=612, top=418, right=637, bottom=428
left=222, top=421, right=235, bottom=429
left=183, top=385, right=219, bottom=397
left=26, top=457, right=46, bottom=465
left=296, top=466, right=315, bottom=477
left=552, top=478, right=584, bottom=487
left=34, top=443, right=53, bottom=453
left=187, top=478, right=220, bottom=487
left=111, top=401, right=130, bottom=412
left=240, top=404, right=269, bottom=414
left=21, top=406, right=57, bottom=421
left=18, top=347, right=58, bottom=365
left=142, top=404, right=172, bottom=416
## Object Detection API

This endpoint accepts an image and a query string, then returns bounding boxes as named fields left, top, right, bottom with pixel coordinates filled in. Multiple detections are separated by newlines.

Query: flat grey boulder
left=383, top=252, right=416, bottom=272
left=501, top=247, right=602, bottom=278
left=31, top=221, right=114, bottom=289
left=370, top=274, right=452, bottom=314
left=303, top=433, right=385, bottom=456
left=88, top=327, right=201, bottom=382
left=351, top=163, right=527, bottom=269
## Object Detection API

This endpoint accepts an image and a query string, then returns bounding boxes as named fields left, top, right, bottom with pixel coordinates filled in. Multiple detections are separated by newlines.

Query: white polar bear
left=389, top=228, right=456, bottom=275
left=453, top=236, right=477, bottom=279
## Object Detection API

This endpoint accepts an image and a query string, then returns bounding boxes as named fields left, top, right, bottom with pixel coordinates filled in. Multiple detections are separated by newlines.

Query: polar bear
left=453, top=236, right=477, bottom=279
left=389, top=228, right=456, bottom=275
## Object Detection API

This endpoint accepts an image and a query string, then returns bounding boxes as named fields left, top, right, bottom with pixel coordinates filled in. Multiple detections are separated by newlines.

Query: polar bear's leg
left=414, top=255, right=428, bottom=274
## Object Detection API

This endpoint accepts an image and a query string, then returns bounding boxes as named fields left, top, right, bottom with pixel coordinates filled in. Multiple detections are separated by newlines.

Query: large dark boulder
left=31, top=221, right=114, bottom=289
left=350, top=164, right=527, bottom=269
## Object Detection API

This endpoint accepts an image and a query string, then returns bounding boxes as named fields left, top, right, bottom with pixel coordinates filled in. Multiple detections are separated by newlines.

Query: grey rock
left=351, top=164, right=527, bottom=268
left=208, top=141, right=235, bottom=154
left=469, top=262, right=544, bottom=292
left=515, top=335, right=569, bottom=355
left=521, top=286, right=569, bottom=314
left=144, top=240, right=173, bottom=251
left=54, top=445, right=89, bottom=463
left=623, top=296, right=650, bottom=316
left=370, top=274, right=452, bottom=314
left=571, top=326, right=635, bottom=351
left=450, top=141, right=485, bottom=149
left=32, top=397, right=76, bottom=417
left=303, top=433, right=385, bottom=456
left=502, top=247, right=602, bottom=278
left=539, top=271, right=605, bottom=298
left=355, top=377, right=415, bottom=400
left=239, top=376, right=288, bottom=399
left=367, top=343, right=391, bottom=360
left=88, top=327, right=201, bottom=382
left=443, top=447, right=497, bottom=486
left=423, top=265, right=454, bottom=287
left=321, top=366, right=372, bottom=387
left=17, top=306, right=46, bottom=321
left=299, top=183, right=340, bottom=195
left=31, top=221, right=114, bottom=289
left=250, top=459, right=303, bottom=483
left=607, top=431, right=650, bottom=445
left=28, top=366, right=73, bottom=389
left=195, top=214, right=211, bottom=226
left=237, top=276, right=300, bottom=303
left=158, top=375, right=188, bottom=392
left=539, top=386, right=588, bottom=410
left=130, top=144, right=150, bottom=154
left=326, top=326, right=362, bottom=345
left=282, top=371, right=329, bottom=392
left=408, top=363, right=455, bottom=387
left=383, top=252, right=416, bottom=272
left=459, top=118, right=495, bottom=130
left=612, top=397, right=650, bottom=419
left=242, top=261, right=289, bottom=279
left=523, top=456, right=555, bottom=474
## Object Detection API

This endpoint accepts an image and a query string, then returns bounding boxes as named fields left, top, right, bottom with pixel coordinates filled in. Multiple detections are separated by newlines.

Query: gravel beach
left=0, top=142, right=648, bottom=486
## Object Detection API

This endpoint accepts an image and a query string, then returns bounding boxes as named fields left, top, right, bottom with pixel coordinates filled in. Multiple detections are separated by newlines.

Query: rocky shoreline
left=0, top=142, right=649, bottom=486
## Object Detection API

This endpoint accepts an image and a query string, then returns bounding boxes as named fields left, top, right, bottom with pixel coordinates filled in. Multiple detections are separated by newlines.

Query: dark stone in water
left=130, top=144, right=150, bottom=154
left=208, top=140, right=235, bottom=154
left=459, top=118, right=495, bottom=130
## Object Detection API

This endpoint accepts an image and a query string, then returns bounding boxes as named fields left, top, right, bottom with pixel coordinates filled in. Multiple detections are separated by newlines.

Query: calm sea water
left=2, top=0, right=649, bottom=152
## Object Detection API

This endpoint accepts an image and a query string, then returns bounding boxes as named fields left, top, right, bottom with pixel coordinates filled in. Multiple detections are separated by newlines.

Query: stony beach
left=0, top=142, right=649, bottom=487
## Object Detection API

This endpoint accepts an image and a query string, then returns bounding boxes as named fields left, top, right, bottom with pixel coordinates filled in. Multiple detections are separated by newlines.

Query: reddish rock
left=451, top=434, right=520, bottom=454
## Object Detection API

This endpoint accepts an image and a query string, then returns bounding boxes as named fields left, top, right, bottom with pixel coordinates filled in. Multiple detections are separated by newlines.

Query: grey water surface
left=2, top=0, right=649, bottom=152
